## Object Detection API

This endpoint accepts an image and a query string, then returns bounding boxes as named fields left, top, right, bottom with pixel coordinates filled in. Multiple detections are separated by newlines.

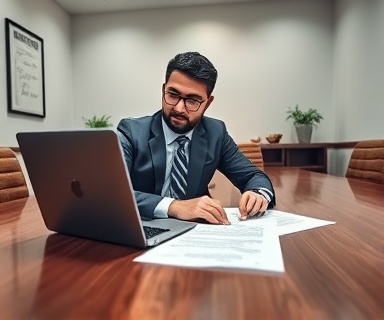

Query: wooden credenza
left=261, top=143, right=328, bottom=173
left=260, top=142, right=359, bottom=174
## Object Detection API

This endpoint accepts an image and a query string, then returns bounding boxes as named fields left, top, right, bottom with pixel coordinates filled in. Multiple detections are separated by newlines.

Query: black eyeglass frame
left=163, top=91, right=205, bottom=112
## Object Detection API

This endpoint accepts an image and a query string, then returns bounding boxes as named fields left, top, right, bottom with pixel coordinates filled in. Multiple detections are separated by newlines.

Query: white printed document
left=226, top=208, right=336, bottom=236
left=134, top=218, right=285, bottom=273
left=135, top=209, right=335, bottom=272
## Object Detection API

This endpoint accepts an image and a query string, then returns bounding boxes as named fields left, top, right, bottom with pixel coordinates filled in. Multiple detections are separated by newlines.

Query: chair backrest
left=208, top=139, right=265, bottom=207
left=208, top=170, right=241, bottom=207
left=345, top=140, right=384, bottom=184
left=0, top=148, right=29, bottom=203
left=237, top=141, right=264, bottom=171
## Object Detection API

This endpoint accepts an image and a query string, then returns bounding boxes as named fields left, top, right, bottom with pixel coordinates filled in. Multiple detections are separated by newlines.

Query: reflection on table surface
left=0, top=168, right=383, bottom=319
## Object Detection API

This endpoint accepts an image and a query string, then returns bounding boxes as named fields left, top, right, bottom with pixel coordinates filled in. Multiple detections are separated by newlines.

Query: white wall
left=2, top=0, right=383, bottom=177
left=72, top=0, right=335, bottom=144
left=0, top=0, right=72, bottom=147
left=329, top=0, right=384, bottom=175
left=334, top=0, right=384, bottom=141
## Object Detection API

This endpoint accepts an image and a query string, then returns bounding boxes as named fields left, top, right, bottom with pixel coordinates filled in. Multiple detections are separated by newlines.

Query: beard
left=162, top=110, right=195, bottom=134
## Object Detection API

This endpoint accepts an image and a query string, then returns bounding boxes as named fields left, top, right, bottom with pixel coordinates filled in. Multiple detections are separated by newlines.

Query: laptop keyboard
left=143, top=226, right=170, bottom=239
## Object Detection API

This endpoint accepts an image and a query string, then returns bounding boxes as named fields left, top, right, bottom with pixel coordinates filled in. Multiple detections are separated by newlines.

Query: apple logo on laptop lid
left=71, top=179, right=84, bottom=198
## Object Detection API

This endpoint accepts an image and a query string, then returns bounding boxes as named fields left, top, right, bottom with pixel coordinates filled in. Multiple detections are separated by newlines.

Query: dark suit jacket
left=117, top=111, right=275, bottom=220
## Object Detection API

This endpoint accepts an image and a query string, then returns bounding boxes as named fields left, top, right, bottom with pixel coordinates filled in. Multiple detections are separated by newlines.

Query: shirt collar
left=161, top=117, right=194, bottom=145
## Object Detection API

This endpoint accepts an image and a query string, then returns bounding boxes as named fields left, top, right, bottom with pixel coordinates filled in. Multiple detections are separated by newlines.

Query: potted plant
left=285, top=105, right=323, bottom=143
left=82, top=115, right=113, bottom=128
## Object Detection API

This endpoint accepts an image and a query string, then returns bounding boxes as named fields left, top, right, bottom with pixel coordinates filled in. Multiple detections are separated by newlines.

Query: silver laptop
left=16, top=129, right=196, bottom=249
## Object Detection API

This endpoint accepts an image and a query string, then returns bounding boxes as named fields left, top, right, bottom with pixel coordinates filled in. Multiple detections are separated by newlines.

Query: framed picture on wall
left=5, top=18, right=46, bottom=118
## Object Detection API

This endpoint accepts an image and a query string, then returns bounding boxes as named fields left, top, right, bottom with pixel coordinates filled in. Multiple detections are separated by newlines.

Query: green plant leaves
left=82, top=115, right=112, bottom=128
left=285, top=104, right=323, bottom=126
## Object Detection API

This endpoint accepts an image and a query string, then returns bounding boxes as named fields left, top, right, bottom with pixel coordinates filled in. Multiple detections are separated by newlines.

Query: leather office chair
left=0, top=148, right=29, bottom=203
left=208, top=139, right=264, bottom=207
left=208, top=171, right=241, bottom=207
left=345, top=140, right=384, bottom=184
left=237, top=140, right=264, bottom=171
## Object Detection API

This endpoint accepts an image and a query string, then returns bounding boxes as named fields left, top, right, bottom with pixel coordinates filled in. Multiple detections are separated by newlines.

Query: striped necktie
left=170, top=136, right=189, bottom=199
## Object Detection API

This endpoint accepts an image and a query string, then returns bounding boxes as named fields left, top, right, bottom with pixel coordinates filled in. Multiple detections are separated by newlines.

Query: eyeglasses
left=163, top=91, right=204, bottom=112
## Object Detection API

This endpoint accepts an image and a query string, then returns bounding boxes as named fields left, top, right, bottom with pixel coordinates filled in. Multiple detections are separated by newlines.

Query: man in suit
left=117, top=52, right=275, bottom=224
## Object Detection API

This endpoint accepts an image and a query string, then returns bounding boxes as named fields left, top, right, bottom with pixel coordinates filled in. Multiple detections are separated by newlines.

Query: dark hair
left=165, top=52, right=218, bottom=96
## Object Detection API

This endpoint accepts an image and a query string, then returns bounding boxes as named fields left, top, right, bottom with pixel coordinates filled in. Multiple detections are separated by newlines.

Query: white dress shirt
left=153, top=118, right=193, bottom=218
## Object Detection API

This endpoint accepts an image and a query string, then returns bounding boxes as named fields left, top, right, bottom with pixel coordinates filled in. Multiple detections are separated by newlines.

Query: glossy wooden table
left=1, top=168, right=383, bottom=320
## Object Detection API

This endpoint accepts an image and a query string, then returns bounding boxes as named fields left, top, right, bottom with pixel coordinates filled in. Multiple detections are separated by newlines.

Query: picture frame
left=5, top=18, right=46, bottom=118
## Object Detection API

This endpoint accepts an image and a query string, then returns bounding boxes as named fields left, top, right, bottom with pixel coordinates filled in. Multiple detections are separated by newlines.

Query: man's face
left=162, top=70, right=214, bottom=134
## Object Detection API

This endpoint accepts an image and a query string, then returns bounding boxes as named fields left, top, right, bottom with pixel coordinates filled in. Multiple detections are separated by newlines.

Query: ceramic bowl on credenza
left=265, top=134, right=283, bottom=144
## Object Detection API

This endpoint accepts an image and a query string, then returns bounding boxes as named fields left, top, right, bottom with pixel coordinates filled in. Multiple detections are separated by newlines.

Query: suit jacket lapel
left=187, top=122, right=210, bottom=197
left=149, top=112, right=166, bottom=194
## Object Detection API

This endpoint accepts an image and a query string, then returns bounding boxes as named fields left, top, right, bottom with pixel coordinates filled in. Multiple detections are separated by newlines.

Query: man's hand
left=168, top=196, right=230, bottom=225
left=239, top=191, right=268, bottom=220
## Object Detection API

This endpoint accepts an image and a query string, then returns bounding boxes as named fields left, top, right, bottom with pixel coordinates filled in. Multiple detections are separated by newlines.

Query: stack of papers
left=134, top=209, right=336, bottom=273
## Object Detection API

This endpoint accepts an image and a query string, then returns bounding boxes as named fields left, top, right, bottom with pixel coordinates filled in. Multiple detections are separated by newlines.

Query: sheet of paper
left=134, top=218, right=285, bottom=273
left=225, top=208, right=336, bottom=236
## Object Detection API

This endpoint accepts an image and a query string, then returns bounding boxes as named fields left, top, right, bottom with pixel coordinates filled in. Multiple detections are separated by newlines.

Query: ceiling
left=53, top=0, right=267, bottom=15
